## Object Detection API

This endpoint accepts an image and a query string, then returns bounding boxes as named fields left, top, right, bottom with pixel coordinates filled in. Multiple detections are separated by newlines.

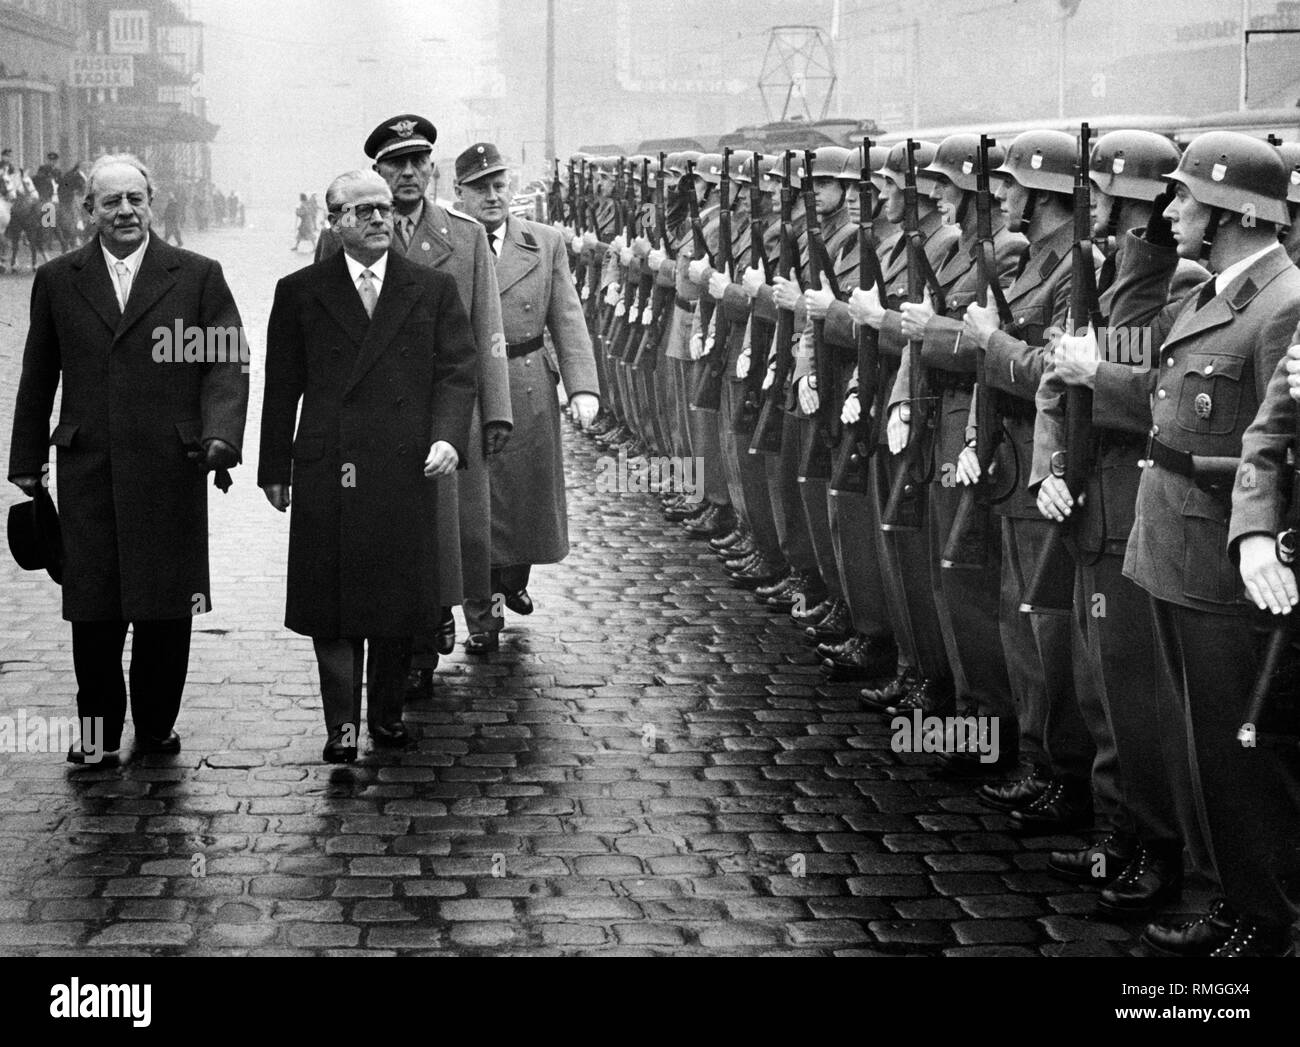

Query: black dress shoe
left=720, top=537, right=758, bottom=561
left=323, top=740, right=358, bottom=764
left=370, top=723, right=413, bottom=748
left=730, top=557, right=784, bottom=589
left=136, top=730, right=181, bottom=755
left=792, top=596, right=836, bottom=629
left=723, top=548, right=762, bottom=573
left=1047, top=831, right=1138, bottom=886
left=1097, top=846, right=1183, bottom=918
left=710, top=528, right=748, bottom=553
left=684, top=504, right=733, bottom=538
left=464, top=632, right=500, bottom=655
left=755, top=569, right=798, bottom=602
left=861, top=667, right=918, bottom=711
left=664, top=501, right=703, bottom=523
left=805, top=599, right=851, bottom=641
left=816, top=633, right=859, bottom=661
left=1209, top=917, right=1295, bottom=958
left=977, top=770, right=1051, bottom=812
left=405, top=668, right=434, bottom=702
left=504, top=588, right=534, bottom=616
left=886, top=676, right=954, bottom=717
left=930, top=739, right=1022, bottom=780
left=765, top=572, right=825, bottom=612
left=66, top=745, right=122, bottom=768
left=822, top=633, right=897, bottom=681
left=1009, top=775, right=1093, bottom=835
left=1141, top=900, right=1238, bottom=957
left=435, top=611, right=456, bottom=655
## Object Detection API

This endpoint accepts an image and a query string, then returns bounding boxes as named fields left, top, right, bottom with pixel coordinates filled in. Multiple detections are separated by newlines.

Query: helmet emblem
left=962, top=160, right=973, bottom=175
left=1112, top=157, right=1126, bottom=174
left=391, top=120, right=417, bottom=138
left=1031, top=152, right=1043, bottom=170
left=1211, top=162, right=1227, bottom=182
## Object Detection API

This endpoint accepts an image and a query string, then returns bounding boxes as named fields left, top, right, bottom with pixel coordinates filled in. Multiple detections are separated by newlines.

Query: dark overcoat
left=489, top=216, right=598, bottom=566
left=258, top=249, right=478, bottom=638
left=7, top=236, right=249, bottom=621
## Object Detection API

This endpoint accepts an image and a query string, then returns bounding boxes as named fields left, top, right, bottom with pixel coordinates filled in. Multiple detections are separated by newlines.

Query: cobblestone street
left=0, top=217, right=1206, bottom=957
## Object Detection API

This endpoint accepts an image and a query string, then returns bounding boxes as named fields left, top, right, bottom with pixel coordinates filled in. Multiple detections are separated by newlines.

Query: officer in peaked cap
left=318, top=113, right=512, bottom=685
left=452, top=141, right=599, bottom=635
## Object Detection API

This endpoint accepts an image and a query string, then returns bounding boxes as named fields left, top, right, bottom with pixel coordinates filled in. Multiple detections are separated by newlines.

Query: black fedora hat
left=7, top=486, right=63, bottom=585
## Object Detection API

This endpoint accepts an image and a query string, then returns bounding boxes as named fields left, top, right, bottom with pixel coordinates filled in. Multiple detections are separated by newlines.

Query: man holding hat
left=317, top=114, right=512, bottom=684
left=453, top=142, right=600, bottom=626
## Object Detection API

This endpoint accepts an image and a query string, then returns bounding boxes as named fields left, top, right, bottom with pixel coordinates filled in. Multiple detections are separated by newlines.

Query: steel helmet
left=876, top=140, right=942, bottom=192
left=1165, top=131, right=1291, bottom=226
left=996, top=130, right=1076, bottom=194
left=832, top=142, right=890, bottom=182
left=732, top=151, right=764, bottom=185
left=694, top=153, right=726, bottom=186
left=1089, top=130, right=1182, bottom=202
left=924, top=134, right=1008, bottom=192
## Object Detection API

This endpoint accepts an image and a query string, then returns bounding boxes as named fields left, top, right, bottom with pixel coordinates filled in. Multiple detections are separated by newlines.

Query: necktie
left=487, top=231, right=497, bottom=256
left=113, top=260, right=131, bottom=310
left=358, top=270, right=378, bottom=318
left=397, top=216, right=412, bottom=249
left=1195, top=280, right=1217, bottom=311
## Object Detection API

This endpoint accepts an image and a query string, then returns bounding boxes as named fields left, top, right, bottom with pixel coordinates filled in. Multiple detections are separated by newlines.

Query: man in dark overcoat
left=260, top=171, right=478, bottom=762
left=7, top=154, right=248, bottom=764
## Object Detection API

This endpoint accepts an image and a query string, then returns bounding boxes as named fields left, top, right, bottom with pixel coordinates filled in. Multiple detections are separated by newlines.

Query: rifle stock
left=1019, top=123, right=1101, bottom=614
left=750, top=151, right=800, bottom=456
left=797, top=149, right=844, bottom=484
left=941, top=135, right=1014, bottom=568
left=881, top=140, right=931, bottom=532
left=693, top=148, right=734, bottom=410
left=831, top=137, right=883, bottom=496
left=733, top=159, right=772, bottom=434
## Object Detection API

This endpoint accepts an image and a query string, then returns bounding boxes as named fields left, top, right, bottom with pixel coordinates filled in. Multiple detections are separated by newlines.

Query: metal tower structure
left=758, top=24, right=838, bottom=122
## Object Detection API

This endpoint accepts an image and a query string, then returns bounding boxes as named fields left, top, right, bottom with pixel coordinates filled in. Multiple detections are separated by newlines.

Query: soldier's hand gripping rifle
left=693, top=148, right=735, bottom=410
left=1238, top=401, right=1300, bottom=751
left=797, top=148, right=845, bottom=483
left=830, top=137, right=886, bottom=496
left=733, top=159, right=774, bottom=434
left=572, top=159, right=590, bottom=290
left=622, top=158, right=656, bottom=363
left=631, top=153, right=675, bottom=374
left=749, top=151, right=802, bottom=456
left=597, top=159, right=628, bottom=349
left=1019, top=123, right=1103, bottom=613
left=608, top=159, right=641, bottom=361
left=882, top=140, right=947, bottom=531
left=941, top=134, right=1017, bottom=568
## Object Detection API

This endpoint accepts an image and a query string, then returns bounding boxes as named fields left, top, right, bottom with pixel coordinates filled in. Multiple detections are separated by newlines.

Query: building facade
left=0, top=0, right=91, bottom=170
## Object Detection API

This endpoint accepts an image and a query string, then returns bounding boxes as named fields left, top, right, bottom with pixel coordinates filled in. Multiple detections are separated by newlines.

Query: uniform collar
left=343, top=250, right=388, bottom=285
left=1215, top=242, right=1283, bottom=296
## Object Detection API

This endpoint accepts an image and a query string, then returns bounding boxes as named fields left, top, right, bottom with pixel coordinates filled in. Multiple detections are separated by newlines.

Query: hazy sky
left=192, top=0, right=495, bottom=209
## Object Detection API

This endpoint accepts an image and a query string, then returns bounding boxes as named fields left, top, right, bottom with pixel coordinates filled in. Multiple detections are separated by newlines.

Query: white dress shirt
left=343, top=250, right=388, bottom=304
left=102, top=234, right=150, bottom=311
left=485, top=224, right=505, bottom=257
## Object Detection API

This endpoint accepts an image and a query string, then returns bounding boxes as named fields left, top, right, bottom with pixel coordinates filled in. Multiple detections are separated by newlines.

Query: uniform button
left=524, top=303, right=533, bottom=312
left=1166, top=358, right=1174, bottom=367
left=525, top=359, right=531, bottom=367
left=1152, top=424, right=1160, bottom=436
left=1157, top=389, right=1167, bottom=399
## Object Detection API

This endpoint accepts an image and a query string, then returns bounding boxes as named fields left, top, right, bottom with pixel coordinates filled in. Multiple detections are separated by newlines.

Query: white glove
left=841, top=392, right=861, bottom=425
left=708, top=272, right=730, bottom=302
left=887, top=403, right=910, bottom=455
left=737, top=346, right=752, bottom=379
left=619, top=246, right=634, bottom=266
left=614, top=300, right=627, bottom=318
left=571, top=235, right=584, bottom=255
left=582, top=231, right=599, bottom=249
left=581, top=284, right=591, bottom=301
left=648, top=247, right=666, bottom=271
left=604, top=283, right=622, bottom=306
left=689, top=333, right=706, bottom=360
left=688, top=258, right=711, bottom=284
left=797, top=375, right=819, bottom=415
left=612, top=233, right=628, bottom=253
left=762, top=357, right=777, bottom=391
left=641, top=308, right=655, bottom=327
left=742, top=266, right=765, bottom=298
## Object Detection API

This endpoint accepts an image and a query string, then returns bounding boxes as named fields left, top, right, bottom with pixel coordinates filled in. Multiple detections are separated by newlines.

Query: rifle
left=749, top=151, right=802, bottom=456
left=623, top=157, right=655, bottom=362
left=733, top=157, right=774, bottom=434
left=830, top=137, right=885, bottom=495
left=549, top=159, right=564, bottom=225
left=572, top=159, right=590, bottom=290
left=631, top=154, right=674, bottom=374
left=1019, top=123, right=1103, bottom=613
left=1238, top=401, right=1300, bottom=750
left=693, top=147, right=735, bottom=411
left=941, top=134, right=1018, bottom=568
left=608, top=159, right=641, bottom=362
left=797, top=148, right=845, bottom=483
left=881, top=140, right=945, bottom=531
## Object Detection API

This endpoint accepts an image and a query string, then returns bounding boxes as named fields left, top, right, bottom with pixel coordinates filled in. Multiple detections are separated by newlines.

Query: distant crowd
left=0, top=147, right=244, bottom=273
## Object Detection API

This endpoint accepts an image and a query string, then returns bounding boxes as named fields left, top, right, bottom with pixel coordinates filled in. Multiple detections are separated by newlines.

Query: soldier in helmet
left=958, top=130, right=1099, bottom=833
left=707, top=152, right=790, bottom=589
left=1035, top=130, right=1209, bottom=917
left=849, top=140, right=965, bottom=704
left=801, top=143, right=904, bottom=675
left=1071, top=130, right=1300, bottom=956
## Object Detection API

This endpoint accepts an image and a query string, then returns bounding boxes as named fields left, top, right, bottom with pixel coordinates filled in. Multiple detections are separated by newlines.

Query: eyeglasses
left=339, top=202, right=394, bottom=223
